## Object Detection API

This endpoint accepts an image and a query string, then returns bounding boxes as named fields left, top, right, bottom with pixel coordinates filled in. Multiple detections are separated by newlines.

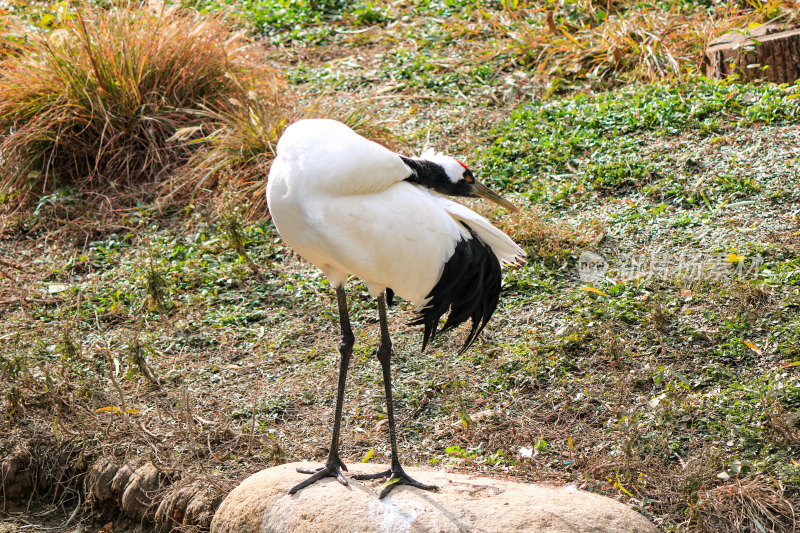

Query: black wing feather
left=411, top=223, right=502, bottom=354
left=386, top=287, right=395, bottom=307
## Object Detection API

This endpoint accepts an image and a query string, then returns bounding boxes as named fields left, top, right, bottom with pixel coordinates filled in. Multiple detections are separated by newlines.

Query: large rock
left=211, top=462, right=658, bottom=533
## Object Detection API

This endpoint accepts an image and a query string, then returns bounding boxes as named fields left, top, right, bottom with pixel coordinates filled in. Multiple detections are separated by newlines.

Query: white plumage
left=266, top=118, right=525, bottom=499
left=267, top=119, right=524, bottom=306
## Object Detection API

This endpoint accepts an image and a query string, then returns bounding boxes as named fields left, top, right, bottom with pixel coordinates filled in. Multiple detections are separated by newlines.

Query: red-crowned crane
left=266, top=118, right=525, bottom=498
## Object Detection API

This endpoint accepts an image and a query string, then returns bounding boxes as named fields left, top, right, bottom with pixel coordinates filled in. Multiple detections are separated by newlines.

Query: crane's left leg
left=288, top=285, right=353, bottom=495
left=353, top=293, right=438, bottom=499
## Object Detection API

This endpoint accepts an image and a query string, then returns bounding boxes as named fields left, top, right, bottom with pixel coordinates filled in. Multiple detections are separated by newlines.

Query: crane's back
left=273, top=119, right=409, bottom=195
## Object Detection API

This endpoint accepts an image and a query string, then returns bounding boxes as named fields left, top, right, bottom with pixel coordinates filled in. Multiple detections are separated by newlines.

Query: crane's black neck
left=400, top=156, right=474, bottom=197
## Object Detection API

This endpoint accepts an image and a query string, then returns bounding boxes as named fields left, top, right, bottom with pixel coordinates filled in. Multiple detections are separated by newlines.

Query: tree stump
left=704, top=24, right=800, bottom=83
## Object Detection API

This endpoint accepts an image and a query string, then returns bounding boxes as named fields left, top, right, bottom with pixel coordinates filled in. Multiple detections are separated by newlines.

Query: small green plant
left=5, top=386, right=22, bottom=416
left=58, top=324, right=81, bottom=376
left=143, top=247, right=171, bottom=314
left=445, top=443, right=508, bottom=467
left=349, top=2, right=385, bottom=25
left=125, top=324, right=161, bottom=388
left=218, top=196, right=262, bottom=276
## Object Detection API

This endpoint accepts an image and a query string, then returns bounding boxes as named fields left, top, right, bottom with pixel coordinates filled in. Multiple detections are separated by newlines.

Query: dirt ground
left=3, top=4, right=800, bottom=533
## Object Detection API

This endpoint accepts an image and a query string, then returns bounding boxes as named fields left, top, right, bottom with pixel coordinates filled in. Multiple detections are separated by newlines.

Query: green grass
left=480, top=80, right=800, bottom=202
left=192, top=0, right=387, bottom=44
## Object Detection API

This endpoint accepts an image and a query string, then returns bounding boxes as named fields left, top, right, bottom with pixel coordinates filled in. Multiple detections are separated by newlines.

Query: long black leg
left=353, top=293, right=438, bottom=499
left=289, top=285, right=354, bottom=495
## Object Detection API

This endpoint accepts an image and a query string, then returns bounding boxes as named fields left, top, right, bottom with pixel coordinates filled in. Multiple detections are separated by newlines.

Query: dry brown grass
left=0, top=2, right=400, bottom=238
left=158, top=72, right=292, bottom=218
left=176, top=94, right=399, bottom=219
left=694, top=476, right=797, bottom=532
left=484, top=206, right=604, bottom=266
left=0, top=3, right=273, bottom=220
left=476, top=0, right=800, bottom=84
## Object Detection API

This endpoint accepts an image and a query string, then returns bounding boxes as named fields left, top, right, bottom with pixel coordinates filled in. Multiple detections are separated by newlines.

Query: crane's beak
left=473, top=180, right=520, bottom=213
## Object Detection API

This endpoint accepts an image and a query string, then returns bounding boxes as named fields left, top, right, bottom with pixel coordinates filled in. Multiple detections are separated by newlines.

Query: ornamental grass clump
left=0, top=4, right=266, bottom=214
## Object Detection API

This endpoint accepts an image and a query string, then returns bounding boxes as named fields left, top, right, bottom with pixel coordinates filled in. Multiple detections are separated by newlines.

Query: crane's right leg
left=352, top=293, right=438, bottom=498
left=289, top=285, right=353, bottom=495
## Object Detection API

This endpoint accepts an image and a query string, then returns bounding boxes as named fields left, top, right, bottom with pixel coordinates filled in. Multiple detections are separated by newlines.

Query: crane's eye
left=464, top=173, right=474, bottom=184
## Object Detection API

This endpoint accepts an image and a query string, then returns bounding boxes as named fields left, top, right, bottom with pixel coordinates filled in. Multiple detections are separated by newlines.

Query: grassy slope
left=2, top=1, right=800, bottom=531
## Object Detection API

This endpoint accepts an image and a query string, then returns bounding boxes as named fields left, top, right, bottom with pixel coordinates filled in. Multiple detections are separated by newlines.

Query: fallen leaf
left=362, top=447, right=374, bottom=463
left=743, top=340, right=763, bottom=356
left=579, top=286, right=607, bottom=296
left=726, top=253, right=745, bottom=264
left=680, top=289, right=692, bottom=298
left=95, top=406, right=139, bottom=415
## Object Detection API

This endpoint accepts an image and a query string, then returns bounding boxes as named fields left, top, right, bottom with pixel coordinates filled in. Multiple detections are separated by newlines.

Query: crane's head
left=402, top=150, right=519, bottom=213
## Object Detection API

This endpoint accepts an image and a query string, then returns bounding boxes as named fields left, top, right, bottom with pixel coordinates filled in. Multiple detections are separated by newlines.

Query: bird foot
left=353, top=467, right=438, bottom=499
left=288, top=457, right=349, bottom=495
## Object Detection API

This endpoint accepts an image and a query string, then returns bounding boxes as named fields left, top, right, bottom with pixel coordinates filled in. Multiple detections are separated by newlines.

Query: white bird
left=266, top=118, right=525, bottom=498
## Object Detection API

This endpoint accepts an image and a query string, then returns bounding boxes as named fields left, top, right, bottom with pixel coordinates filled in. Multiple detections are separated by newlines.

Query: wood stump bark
left=705, top=24, right=800, bottom=83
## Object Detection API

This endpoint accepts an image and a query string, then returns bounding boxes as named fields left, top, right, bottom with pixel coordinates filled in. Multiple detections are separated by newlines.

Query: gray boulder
left=211, top=462, right=658, bottom=533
